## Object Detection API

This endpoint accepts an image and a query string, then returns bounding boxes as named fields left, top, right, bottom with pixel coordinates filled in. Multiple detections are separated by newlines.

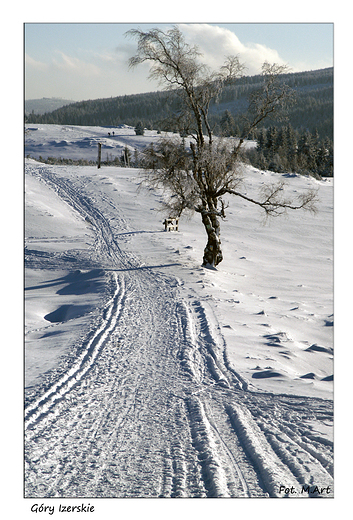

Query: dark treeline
left=26, top=68, right=333, bottom=141
left=26, top=90, right=180, bottom=130
left=210, top=68, right=333, bottom=141
left=245, top=125, right=333, bottom=177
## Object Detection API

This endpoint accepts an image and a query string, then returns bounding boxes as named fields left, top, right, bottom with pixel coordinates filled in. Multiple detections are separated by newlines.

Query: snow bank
left=25, top=125, right=333, bottom=400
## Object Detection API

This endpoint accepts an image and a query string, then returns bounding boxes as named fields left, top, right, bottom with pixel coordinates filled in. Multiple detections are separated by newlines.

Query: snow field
left=24, top=125, right=333, bottom=498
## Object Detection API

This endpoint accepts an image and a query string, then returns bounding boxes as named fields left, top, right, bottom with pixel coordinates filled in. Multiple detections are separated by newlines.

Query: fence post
left=97, top=143, right=102, bottom=169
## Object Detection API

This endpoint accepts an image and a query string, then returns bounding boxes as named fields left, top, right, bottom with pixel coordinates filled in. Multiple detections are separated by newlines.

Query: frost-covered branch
left=227, top=182, right=319, bottom=217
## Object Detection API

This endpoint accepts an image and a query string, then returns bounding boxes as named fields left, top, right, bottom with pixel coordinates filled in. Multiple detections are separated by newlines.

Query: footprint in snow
left=321, top=374, right=333, bottom=381
left=279, top=350, right=292, bottom=359
left=252, top=369, right=284, bottom=379
left=305, top=344, right=333, bottom=355
left=300, top=372, right=317, bottom=379
left=263, top=332, right=290, bottom=347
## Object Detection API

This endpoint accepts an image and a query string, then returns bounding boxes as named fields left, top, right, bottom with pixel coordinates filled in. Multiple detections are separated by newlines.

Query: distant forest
left=26, top=68, right=333, bottom=138
left=26, top=67, right=333, bottom=176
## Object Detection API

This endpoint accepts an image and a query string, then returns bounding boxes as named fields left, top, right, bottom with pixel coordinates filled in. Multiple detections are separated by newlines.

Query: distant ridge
left=25, top=97, right=75, bottom=115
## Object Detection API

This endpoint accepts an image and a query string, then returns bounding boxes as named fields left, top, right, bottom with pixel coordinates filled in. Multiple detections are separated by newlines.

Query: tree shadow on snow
left=25, top=269, right=105, bottom=295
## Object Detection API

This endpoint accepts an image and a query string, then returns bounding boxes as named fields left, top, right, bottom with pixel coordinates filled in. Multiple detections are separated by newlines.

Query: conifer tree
left=134, top=121, right=145, bottom=135
left=220, top=110, right=235, bottom=136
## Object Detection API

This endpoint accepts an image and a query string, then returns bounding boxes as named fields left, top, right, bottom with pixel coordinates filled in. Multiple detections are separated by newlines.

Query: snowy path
left=25, top=162, right=333, bottom=498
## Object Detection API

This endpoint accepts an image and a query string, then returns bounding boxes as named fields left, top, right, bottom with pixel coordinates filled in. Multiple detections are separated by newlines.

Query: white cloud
left=94, top=51, right=117, bottom=63
left=25, top=54, right=47, bottom=71
left=52, top=52, right=101, bottom=77
left=25, top=45, right=158, bottom=100
left=25, top=52, right=101, bottom=99
left=25, top=24, right=290, bottom=100
left=179, top=24, right=286, bottom=75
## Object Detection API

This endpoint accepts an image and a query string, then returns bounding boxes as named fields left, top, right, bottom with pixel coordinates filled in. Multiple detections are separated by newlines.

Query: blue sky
left=25, top=23, right=333, bottom=101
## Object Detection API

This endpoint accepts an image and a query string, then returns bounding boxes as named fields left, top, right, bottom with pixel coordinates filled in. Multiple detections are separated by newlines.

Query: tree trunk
left=201, top=212, right=223, bottom=268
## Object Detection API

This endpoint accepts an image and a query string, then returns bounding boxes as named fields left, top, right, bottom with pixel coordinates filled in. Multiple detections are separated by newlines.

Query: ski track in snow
left=25, top=162, right=333, bottom=498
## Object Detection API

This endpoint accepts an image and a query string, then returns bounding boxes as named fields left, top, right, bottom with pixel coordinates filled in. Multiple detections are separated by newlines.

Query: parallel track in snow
left=25, top=272, right=125, bottom=430
left=25, top=163, right=333, bottom=498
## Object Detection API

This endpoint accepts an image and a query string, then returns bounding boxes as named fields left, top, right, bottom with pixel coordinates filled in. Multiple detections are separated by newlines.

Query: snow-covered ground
left=24, top=124, right=333, bottom=499
left=25, top=123, right=256, bottom=163
left=25, top=123, right=188, bottom=162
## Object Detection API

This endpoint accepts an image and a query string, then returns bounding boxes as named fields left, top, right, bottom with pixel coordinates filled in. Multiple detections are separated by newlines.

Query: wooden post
left=97, top=143, right=102, bottom=168
left=163, top=218, right=179, bottom=231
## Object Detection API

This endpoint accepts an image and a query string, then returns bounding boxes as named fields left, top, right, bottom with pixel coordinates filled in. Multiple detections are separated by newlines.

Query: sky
left=24, top=22, right=333, bottom=101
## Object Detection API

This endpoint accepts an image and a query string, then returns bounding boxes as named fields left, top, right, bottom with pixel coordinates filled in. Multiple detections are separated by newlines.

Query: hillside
left=25, top=97, right=75, bottom=115
left=25, top=68, right=333, bottom=140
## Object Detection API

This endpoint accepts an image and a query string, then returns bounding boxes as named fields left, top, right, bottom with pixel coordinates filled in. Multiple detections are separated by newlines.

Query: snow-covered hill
left=24, top=124, right=333, bottom=499
left=25, top=98, right=75, bottom=115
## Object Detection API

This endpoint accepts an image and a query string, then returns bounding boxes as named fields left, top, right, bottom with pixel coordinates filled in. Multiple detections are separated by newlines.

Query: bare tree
left=127, top=26, right=318, bottom=268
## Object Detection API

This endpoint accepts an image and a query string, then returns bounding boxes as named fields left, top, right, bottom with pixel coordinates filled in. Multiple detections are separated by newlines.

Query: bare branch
left=233, top=62, right=296, bottom=156
left=227, top=182, right=319, bottom=217
left=219, top=55, right=247, bottom=83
